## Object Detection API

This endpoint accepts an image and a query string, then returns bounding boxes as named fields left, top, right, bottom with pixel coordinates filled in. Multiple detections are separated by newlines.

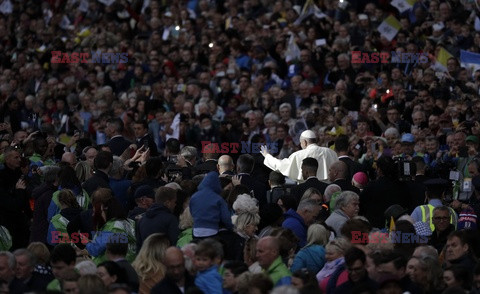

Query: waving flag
left=460, top=50, right=480, bottom=76
left=377, top=15, right=401, bottom=42
left=435, top=47, right=454, bottom=72
left=293, top=0, right=326, bottom=26
left=391, top=0, right=417, bottom=13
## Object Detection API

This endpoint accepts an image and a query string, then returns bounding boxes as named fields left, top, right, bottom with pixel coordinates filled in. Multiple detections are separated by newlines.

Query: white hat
left=300, top=130, right=316, bottom=139
left=358, top=14, right=368, bottom=20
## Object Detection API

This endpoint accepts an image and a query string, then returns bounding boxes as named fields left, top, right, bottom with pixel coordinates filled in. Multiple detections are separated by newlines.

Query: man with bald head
left=256, top=236, right=291, bottom=287
left=151, top=247, right=195, bottom=294
left=328, top=161, right=360, bottom=194
left=61, top=152, right=77, bottom=168
left=217, top=155, right=234, bottom=175
left=261, top=129, right=338, bottom=182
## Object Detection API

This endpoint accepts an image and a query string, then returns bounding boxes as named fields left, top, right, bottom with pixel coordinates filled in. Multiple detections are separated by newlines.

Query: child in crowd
left=194, top=238, right=223, bottom=294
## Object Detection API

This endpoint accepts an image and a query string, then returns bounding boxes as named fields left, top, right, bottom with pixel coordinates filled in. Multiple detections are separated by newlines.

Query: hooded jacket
left=190, top=172, right=233, bottom=234
left=136, top=203, right=179, bottom=251
left=282, top=209, right=307, bottom=248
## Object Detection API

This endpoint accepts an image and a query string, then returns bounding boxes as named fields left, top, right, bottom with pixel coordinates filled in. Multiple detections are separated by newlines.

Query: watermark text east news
left=51, top=51, right=128, bottom=64
left=351, top=51, right=429, bottom=64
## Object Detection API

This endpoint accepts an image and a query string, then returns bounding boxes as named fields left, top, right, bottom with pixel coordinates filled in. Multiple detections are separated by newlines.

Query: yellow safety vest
left=420, top=204, right=457, bottom=231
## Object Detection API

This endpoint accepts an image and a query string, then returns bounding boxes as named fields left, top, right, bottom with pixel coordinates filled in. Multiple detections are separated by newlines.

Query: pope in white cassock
left=261, top=130, right=338, bottom=181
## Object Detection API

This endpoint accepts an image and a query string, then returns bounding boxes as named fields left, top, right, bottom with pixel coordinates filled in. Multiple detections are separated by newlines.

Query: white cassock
left=263, top=144, right=338, bottom=181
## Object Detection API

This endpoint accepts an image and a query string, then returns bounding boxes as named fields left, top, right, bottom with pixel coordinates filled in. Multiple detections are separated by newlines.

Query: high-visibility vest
left=420, top=204, right=457, bottom=231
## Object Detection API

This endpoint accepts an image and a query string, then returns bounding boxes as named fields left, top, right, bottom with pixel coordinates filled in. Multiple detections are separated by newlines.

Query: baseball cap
left=134, top=185, right=155, bottom=199
left=384, top=204, right=408, bottom=221
left=466, top=135, right=479, bottom=144
left=401, top=133, right=415, bottom=143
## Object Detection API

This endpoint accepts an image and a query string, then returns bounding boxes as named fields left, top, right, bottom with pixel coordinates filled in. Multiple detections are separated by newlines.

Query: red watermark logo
left=351, top=231, right=428, bottom=244
left=50, top=231, right=128, bottom=244
left=351, top=51, right=429, bottom=64
left=51, top=51, right=128, bottom=64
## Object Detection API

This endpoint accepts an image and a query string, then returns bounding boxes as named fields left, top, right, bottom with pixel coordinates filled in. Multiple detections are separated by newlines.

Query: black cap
left=424, top=178, right=450, bottom=196
left=384, top=204, right=408, bottom=221
left=134, top=185, right=155, bottom=199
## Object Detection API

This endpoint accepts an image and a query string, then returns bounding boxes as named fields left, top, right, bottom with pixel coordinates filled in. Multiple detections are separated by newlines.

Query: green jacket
left=176, top=228, right=193, bottom=248
left=265, top=256, right=291, bottom=286
left=87, top=219, right=136, bottom=265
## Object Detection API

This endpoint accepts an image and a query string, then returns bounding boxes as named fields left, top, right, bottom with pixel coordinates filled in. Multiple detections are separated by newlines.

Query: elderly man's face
left=256, top=239, right=278, bottom=269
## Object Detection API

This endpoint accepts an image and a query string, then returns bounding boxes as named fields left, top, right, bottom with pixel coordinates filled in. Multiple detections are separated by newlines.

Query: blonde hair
left=179, top=207, right=193, bottom=230
left=305, top=224, right=329, bottom=247
left=75, top=161, right=93, bottom=183
left=78, top=274, right=106, bottom=294
left=235, top=211, right=260, bottom=232
left=27, top=242, right=50, bottom=265
left=132, top=233, right=168, bottom=281
left=325, top=237, right=350, bottom=255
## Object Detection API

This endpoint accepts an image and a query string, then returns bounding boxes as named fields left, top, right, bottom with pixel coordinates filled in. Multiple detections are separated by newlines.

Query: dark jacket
left=82, top=170, right=111, bottom=196
left=359, top=177, right=411, bottom=229
left=30, top=182, right=58, bottom=243
left=429, top=224, right=454, bottom=253
left=150, top=272, right=196, bottom=294
left=24, top=272, right=54, bottom=292
left=291, top=177, right=329, bottom=202
left=332, top=179, right=361, bottom=194
left=339, top=156, right=364, bottom=182
left=116, top=259, right=139, bottom=292
left=333, top=274, right=378, bottom=294
left=282, top=209, right=307, bottom=248
left=239, top=173, right=268, bottom=208
left=67, top=209, right=94, bottom=249
left=136, top=203, right=179, bottom=251
left=128, top=207, right=146, bottom=221
left=107, top=136, right=132, bottom=156
left=0, top=166, right=31, bottom=250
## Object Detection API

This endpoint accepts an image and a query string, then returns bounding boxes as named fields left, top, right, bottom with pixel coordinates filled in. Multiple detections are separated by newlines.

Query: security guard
left=410, top=178, right=457, bottom=231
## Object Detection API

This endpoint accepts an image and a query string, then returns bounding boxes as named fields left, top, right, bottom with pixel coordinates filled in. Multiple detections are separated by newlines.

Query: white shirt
left=263, top=144, right=338, bottom=181
left=167, top=113, right=181, bottom=140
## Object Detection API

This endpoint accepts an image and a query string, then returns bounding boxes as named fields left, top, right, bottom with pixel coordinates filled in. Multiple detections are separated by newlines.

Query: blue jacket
left=136, top=203, right=179, bottom=251
left=290, top=244, right=326, bottom=274
left=282, top=209, right=307, bottom=248
left=190, top=172, right=233, bottom=232
left=195, top=265, right=222, bottom=294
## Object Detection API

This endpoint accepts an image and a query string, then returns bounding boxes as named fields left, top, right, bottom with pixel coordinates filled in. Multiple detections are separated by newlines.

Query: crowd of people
left=2, top=0, right=480, bottom=293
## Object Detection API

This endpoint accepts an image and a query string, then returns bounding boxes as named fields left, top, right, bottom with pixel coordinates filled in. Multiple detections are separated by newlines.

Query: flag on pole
left=435, top=47, right=454, bottom=72
left=391, top=0, right=417, bottom=13
left=460, top=50, right=480, bottom=76
left=377, top=15, right=401, bottom=42
left=285, top=34, right=301, bottom=63
left=293, top=0, right=326, bottom=26
left=389, top=216, right=396, bottom=232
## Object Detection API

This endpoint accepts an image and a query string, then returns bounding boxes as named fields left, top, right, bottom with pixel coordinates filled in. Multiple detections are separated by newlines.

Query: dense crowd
left=2, top=0, right=480, bottom=293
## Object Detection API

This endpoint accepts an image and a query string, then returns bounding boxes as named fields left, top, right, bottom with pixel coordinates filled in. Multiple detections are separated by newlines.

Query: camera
left=168, top=155, right=178, bottom=164
left=167, top=168, right=182, bottom=182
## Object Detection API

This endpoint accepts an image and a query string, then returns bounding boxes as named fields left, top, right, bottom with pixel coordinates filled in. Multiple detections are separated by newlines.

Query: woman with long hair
left=86, top=188, right=136, bottom=264
left=47, top=165, right=90, bottom=222
left=290, top=224, right=329, bottom=274
left=132, top=233, right=169, bottom=294
left=47, top=189, right=83, bottom=246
